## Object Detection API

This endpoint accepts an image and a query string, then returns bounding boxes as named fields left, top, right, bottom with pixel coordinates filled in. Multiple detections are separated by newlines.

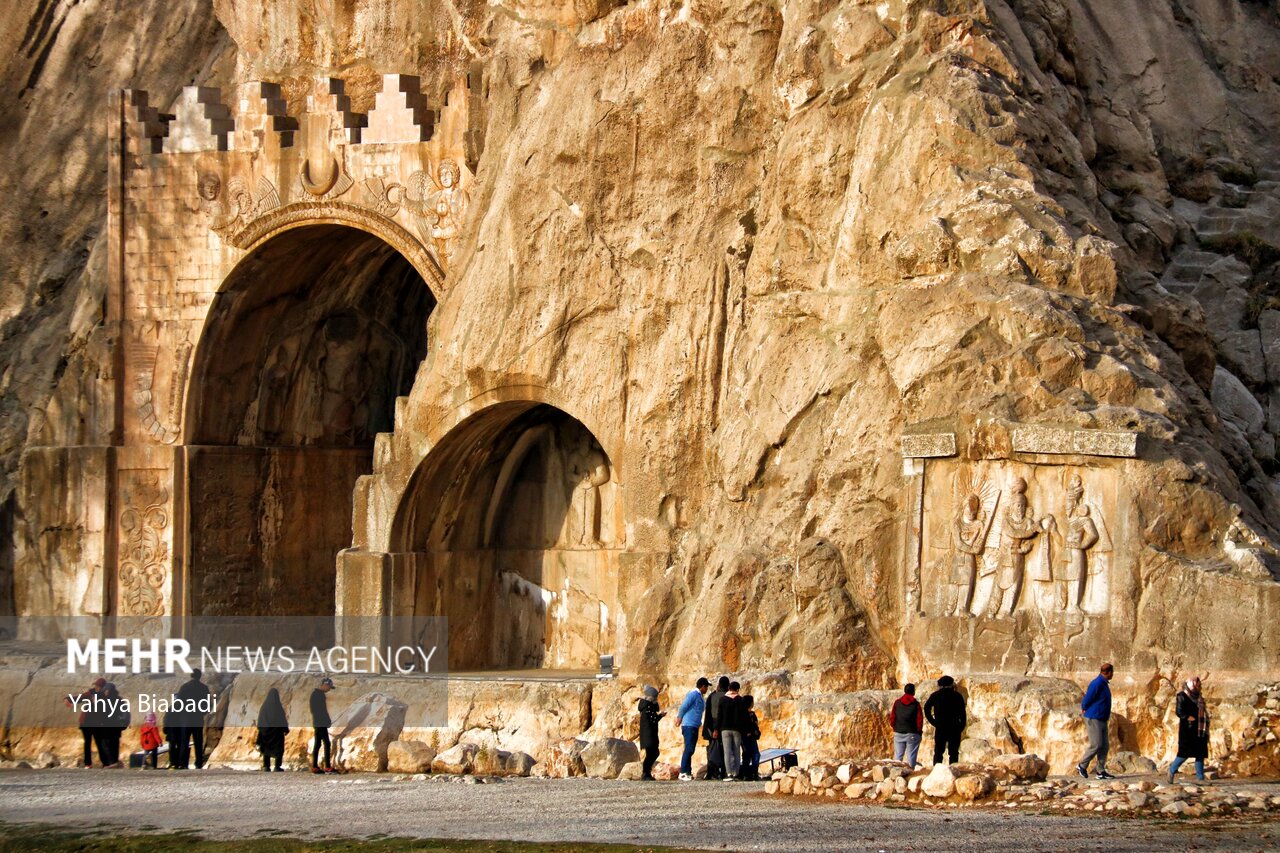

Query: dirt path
left=0, top=769, right=1276, bottom=852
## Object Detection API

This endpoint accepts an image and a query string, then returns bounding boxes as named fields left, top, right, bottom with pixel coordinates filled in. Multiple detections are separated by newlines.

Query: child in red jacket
left=140, top=712, right=163, bottom=769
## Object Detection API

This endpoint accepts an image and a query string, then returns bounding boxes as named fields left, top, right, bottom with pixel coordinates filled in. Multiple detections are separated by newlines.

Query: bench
left=756, top=747, right=798, bottom=775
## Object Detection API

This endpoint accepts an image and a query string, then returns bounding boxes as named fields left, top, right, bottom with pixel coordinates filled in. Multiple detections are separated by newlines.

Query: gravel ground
left=0, top=769, right=1277, bottom=852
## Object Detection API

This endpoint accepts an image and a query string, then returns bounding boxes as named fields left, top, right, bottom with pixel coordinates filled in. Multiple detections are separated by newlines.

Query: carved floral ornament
left=196, top=155, right=470, bottom=276
left=118, top=472, right=170, bottom=620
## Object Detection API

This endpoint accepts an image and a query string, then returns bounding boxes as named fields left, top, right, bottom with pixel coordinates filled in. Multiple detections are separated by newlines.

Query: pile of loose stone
left=764, top=755, right=1280, bottom=817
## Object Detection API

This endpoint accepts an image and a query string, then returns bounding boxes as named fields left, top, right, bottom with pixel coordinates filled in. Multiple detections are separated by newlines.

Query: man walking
left=718, top=681, right=746, bottom=781
left=175, top=669, right=210, bottom=769
left=702, top=676, right=730, bottom=779
left=924, top=675, right=966, bottom=765
left=311, top=676, right=337, bottom=774
left=675, top=677, right=710, bottom=781
left=889, top=682, right=924, bottom=767
left=1077, top=662, right=1115, bottom=779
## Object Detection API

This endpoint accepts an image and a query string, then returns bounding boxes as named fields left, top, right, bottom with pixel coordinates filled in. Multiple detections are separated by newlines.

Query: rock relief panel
left=920, top=462, right=1114, bottom=620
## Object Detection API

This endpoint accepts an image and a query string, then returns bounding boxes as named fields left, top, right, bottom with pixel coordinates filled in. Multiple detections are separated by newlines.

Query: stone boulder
left=954, top=773, right=996, bottom=801
left=581, top=738, right=640, bottom=779
left=432, top=743, right=478, bottom=775
left=543, top=738, right=588, bottom=778
left=503, top=751, right=536, bottom=777
left=653, top=761, right=678, bottom=781
left=331, top=692, right=408, bottom=773
left=1107, top=751, right=1157, bottom=775
left=618, top=760, right=644, bottom=780
left=921, top=763, right=956, bottom=798
left=993, top=753, right=1050, bottom=781
left=386, top=740, right=436, bottom=774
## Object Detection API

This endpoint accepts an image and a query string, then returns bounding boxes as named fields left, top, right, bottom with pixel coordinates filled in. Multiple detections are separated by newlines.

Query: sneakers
left=311, top=766, right=323, bottom=775
left=324, top=767, right=339, bottom=774
left=1076, top=764, right=1088, bottom=779
left=1095, top=769, right=1116, bottom=780
left=678, top=773, right=692, bottom=782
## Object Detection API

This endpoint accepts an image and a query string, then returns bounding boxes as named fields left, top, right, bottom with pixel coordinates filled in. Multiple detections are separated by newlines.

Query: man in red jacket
left=889, top=682, right=924, bottom=767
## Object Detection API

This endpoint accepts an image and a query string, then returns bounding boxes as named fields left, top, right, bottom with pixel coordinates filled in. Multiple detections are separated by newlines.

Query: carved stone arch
left=225, top=200, right=446, bottom=296
left=385, top=393, right=627, bottom=670
left=384, top=384, right=626, bottom=554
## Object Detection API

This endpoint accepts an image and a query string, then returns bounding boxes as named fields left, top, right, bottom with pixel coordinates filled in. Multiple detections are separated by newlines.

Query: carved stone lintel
left=902, top=433, right=957, bottom=458
left=1012, top=426, right=1137, bottom=458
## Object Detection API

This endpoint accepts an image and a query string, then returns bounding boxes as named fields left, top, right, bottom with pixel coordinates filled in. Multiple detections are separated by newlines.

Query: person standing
left=924, top=675, right=967, bottom=765
left=1169, top=676, right=1209, bottom=783
left=65, top=677, right=105, bottom=768
left=1076, top=662, right=1115, bottom=779
left=139, top=712, right=163, bottom=769
left=162, top=710, right=181, bottom=769
left=740, top=695, right=761, bottom=782
left=310, top=676, right=336, bottom=774
left=675, top=677, right=709, bottom=781
left=890, top=682, right=924, bottom=767
left=637, top=685, right=665, bottom=780
left=256, top=688, right=290, bottom=772
left=176, top=669, right=211, bottom=769
left=717, top=681, right=745, bottom=781
left=100, top=682, right=129, bottom=768
left=702, top=676, right=730, bottom=780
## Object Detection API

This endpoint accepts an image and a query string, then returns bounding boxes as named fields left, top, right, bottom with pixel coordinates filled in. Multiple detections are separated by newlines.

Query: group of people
left=65, top=678, right=130, bottom=768
left=637, top=676, right=763, bottom=782
left=888, top=675, right=967, bottom=767
left=1076, top=663, right=1212, bottom=783
left=68, top=672, right=340, bottom=774
left=68, top=671, right=214, bottom=770
left=887, top=663, right=1212, bottom=784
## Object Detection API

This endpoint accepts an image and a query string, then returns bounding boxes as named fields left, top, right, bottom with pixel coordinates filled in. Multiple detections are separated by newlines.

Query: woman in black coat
left=256, top=688, right=290, bottom=772
left=637, top=685, right=665, bottom=781
left=1168, top=676, right=1209, bottom=782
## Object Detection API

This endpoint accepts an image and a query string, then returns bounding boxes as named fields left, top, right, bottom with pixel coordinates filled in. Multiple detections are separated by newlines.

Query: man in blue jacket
left=675, top=677, right=710, bottom=781
left=1077, top=662, right=1115, bottom=779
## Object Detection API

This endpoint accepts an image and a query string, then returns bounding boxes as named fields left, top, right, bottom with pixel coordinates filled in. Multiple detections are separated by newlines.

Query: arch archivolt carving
left=225, top=200, right=446, bottom=294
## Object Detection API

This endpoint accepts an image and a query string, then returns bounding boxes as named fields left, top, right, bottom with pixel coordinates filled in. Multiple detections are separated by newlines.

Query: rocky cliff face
left=2, top=0, right=1279, bottom=769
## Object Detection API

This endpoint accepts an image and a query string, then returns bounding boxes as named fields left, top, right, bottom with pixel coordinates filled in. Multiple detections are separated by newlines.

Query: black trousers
left=179, top=726, right=205, bottom=769
left=933, top=728, right=962, bottom=764
left=166, top=732, right=180, bottom=767
left=706, top=737, right=724, bottom=779
left=641, top=745, right=658, bottom=779
left=312, top=727, right=331, bottom=768
left=80, top=728, right=95, bottom=766
left=91, top=729, right=112, bottom=766
left=262, top=749, right=283, bottom=770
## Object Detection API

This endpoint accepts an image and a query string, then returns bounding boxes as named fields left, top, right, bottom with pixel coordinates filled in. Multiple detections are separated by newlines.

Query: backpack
left=113, top=708, right=132, bottom=729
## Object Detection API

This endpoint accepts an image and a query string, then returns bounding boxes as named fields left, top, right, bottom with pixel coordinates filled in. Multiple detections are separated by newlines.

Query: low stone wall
left=766, top=757, right=1280, bottom=818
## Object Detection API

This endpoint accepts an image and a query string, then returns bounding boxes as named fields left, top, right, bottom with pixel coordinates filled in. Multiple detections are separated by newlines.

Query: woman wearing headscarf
left=256, top=688, right=290, bottom=772
left=1169, top=676, right=1210, bottom=782
left=637, top=685, right=665, bottom=781
left=99, top=682, right=128, bottom=768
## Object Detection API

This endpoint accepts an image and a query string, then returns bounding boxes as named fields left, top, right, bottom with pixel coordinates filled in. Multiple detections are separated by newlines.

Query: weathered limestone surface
left=2, top=0, right=1280, bottom=773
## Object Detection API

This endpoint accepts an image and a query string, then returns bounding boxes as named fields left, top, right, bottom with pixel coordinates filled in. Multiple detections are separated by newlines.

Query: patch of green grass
left=0, top=824, right=693, bottom=853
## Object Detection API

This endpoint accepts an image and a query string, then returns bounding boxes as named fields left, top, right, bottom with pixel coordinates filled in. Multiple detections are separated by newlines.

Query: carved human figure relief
left=946, top=470, right=998, bottom=616
left=201, top=172, right=281, bottom=239
left=987, top=476, right=1041, bottom=617
left=566, top=433, right=610, bottom=547
left=407, top=158, right=470, bottom=272
left=1063, top=504, right=1099, bottom=612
